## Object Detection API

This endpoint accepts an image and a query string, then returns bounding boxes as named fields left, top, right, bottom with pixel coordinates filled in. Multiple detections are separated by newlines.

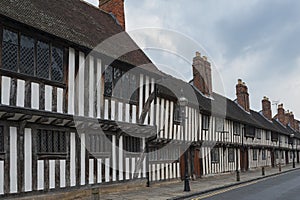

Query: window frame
left=215, top=117, right=224, bottom=132
left=233, top=122, right=241, bottom=136
left=228, top=148, right=235, bottom=162
left=36, top=129, right=67, bottom=159
left=262, top=149, right=266, bottom=160
left=104, top=65, right=139, bottom=104
left=202, top=115, right=210, bottom=131
left=253, top=149, right=258, bottom=161
left=1, top=26, right=65, bottom=85
left=211, top=148, right=219, bottom=163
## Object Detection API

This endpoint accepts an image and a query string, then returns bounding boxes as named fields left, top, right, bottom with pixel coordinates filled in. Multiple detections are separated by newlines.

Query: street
left=191, top=169, right=300, bottom=200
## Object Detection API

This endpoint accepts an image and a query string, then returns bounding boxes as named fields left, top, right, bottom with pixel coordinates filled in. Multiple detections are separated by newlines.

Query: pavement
left=99, top=164, right=300, bottom=200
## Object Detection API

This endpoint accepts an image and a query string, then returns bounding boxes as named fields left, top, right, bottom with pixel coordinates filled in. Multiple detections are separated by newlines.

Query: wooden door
left=240, top=148, right=249, bottom=171
left=271, top=150, right=275, bottom=167
left=285, top=151, right=289, bottom=164
left=193, top=149, right=201, bottom=178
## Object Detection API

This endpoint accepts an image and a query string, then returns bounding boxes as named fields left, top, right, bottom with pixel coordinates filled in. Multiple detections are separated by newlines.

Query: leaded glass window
left=233, top=122, right=240, bottom=135
left=262, top=149, right=266, bottom=160
left=37, top=41, right=50, bottom=79
left=51, top=46, right=64, bottom=82
left=211, top=148, right=219, bottom=163
left=104, top=66, right=113, bottom=96
left=202, top=115, right=210, bottom=130
left=2, top=29, right=18, bottom=72
left=20, top=35, right=35, bottom=76
left=104, top=66, right=138, bottom=102
left=37, top=129, right=66, bottom=154
left=215, top=117, right=224, bottom=132
left=228, top=148, right=235, bottom=162
left=253, top=149, right=258, bottom=160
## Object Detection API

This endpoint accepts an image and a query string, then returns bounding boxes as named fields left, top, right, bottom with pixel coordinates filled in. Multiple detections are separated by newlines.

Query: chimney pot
left=202, top=56, right=207, bottom=61
left=196, top=52, right=201, bottom=57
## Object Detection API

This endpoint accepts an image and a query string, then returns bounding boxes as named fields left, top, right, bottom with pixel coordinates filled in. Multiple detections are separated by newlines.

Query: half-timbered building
left=0, top=0, right=299, bottom=198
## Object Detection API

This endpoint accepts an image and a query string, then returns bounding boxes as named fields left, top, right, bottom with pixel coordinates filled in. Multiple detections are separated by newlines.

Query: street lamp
left=179, top=96, right=190, bottom=192
left=290, top=133, right=295, bottom=168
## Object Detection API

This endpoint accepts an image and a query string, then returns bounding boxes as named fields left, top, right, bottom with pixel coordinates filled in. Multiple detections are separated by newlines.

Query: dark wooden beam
left=0, top=113, right=15, bottom=119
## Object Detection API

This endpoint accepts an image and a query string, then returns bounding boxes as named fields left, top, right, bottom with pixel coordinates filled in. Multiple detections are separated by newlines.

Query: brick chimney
left=192, top=52, right=212, bottom=96
left=262, top=96, right=272, bottom=121
left=289, top=112, right=295, bottom=129
left=99, top=0, right=125, bottom=30
left=295, top=120, right=300, bottom=132
left=277, top=104, right=285, bottom=125
left=284, top=111, right=290, bottom=127
left=236, top=79, right=250, bottom=112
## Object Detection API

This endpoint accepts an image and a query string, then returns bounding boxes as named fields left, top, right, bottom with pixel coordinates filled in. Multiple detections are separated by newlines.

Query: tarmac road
left=191, top=169, right=300, bottom=200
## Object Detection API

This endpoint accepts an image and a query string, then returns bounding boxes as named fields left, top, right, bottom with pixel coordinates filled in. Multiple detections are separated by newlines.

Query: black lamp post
left=179, top=96, right=190, bottom=192
left=291, top=133, right=295, bottom=168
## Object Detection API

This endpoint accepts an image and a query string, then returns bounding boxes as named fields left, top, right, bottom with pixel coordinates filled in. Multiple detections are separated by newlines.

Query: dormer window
left=215, top=117, right=224, bottom=132
left=233, top=122, right=241, bottom=136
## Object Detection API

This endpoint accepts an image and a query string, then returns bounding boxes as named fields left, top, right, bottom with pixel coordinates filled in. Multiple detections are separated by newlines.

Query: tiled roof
left=0, top=0, right=162, bottom=75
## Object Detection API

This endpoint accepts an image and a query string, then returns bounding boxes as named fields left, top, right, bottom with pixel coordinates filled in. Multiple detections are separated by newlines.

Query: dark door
left=240, top=148, right=249, bottom=171
left=193, top=149, right=201, bottom=178
left=285, top=151, right=289, bottom=164
left=297, top=151, right=300, bottom=164
left=271, top=150, right=275, bottom=167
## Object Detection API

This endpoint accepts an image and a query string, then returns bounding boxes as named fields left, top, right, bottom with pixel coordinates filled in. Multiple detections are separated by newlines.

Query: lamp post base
left=184, top=177, right=191, bottom=192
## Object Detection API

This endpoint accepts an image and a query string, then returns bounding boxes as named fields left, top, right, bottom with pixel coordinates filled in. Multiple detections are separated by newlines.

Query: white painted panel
left=97, top=159, right=102, bottom=183
left=132, top=158, right=136, bottom=179
left=1, top=76, right=11, bottom=105
left=157, top=164, right=160, bottom=181
left=68, top=48, right=75, bottom=114
left=165, top=100, right=169, bottom=139
left=139, top=74, right=144, bottom=117
left=24, top=128, right=32, bottom=192
left=142, top=138, right=146, bottom=178
left=45, top=85, right=53, bottom=111
left=80, top=133, right=86, bottom=185
left=105, top=158, right=110, bottom=182
left=16, top=79, right=25, bottom=107
left=177, top=163, right=180, bottom=178
left=78, top=52, right=85, bottom=116
left=0, top=161, right=4, bottom=194
left=37, top=160, right=44, bottom=190
left=60, top=160, right=66, bottom=188
left=150, top=78, right=155, bottom=125
left=144, top=76, right=150, bottom=125
left=132, top=105, right=137, bottom=123
left=88, top=56, right=95, bottom=117
left=112, top=135, right=117, bottom=181
left=10, top=127, right=17, bottom=193
left=118, top=102, right=123, bottom=122
left=119, top=136, right=123, bottom=181
left=173, top=163, right=176, bottom=178
left=49, top=160, right=55, bottom=189
left=104, top=99, right=109, bottom=120
left=169, top=163, right=173, bottom=179
left=31, top=82, right=39, bottom=109
left=89, top=159, right=94, bottom=184
left=96, top=59, right=102, bottom=118
left=111, top=100, right=115, bottom=120
left=169, top=101, right=174, bottom=140
left=160, top=99, right=165, bottom=138
left=161, top=163, right=165, bottom=180
left=151, top=164, right=155, bottom=181
left=156, top=98, right=160, bottom=133
left=125, top=158, right=130, bottom=180
left=57, top=88, right=64, bottom=113
left=125, top=104, right=130, bottom=122
left=70, top=132, right=76, bottom=186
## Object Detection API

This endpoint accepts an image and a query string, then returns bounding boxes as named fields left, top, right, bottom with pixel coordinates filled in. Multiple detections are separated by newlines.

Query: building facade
left=0, top=0, right=299, bottom=197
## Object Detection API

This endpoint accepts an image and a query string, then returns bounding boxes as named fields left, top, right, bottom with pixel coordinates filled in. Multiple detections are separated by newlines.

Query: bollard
left=262, top=167, right=265, bottom=176
left=236, top=170, right=240, bottom=182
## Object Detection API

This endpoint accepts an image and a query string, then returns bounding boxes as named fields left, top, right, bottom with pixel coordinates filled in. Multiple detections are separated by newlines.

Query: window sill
left=37, top=153, right=67, bottom=160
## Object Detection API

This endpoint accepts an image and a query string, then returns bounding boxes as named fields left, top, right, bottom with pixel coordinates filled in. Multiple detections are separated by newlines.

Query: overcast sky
left=86, top=0, right=300, bottom=119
